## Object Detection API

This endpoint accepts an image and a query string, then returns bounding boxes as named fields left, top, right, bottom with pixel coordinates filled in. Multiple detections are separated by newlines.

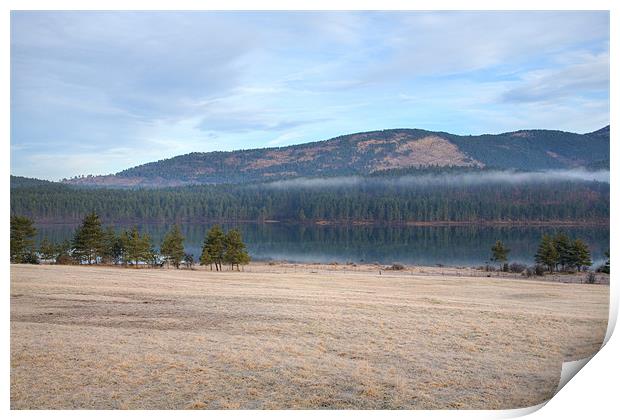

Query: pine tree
left=160, top=225, right=185, bottom=268
left=10, top=215, right=37, bottom=263
left=490, top=240, right=509, bottom=268
left=121, top=227, right=153, bottom=266
left=602, top=249, right=610, bottom=274
left=202, top=225, right=225, bottom=271
left=101, top=227, right=119, bottom=264
left=553, top=233, right=572, bottom=272
left=535, top=234, right=559, bottom=273
left=571, top=239, right=592, bottom=272
left=55, top=240, right=73, bottom=265
left=39, top=237, right=56, bottom=262
left=184, top=253, right=195, bottom=269
left=224, top=229, right=251, bottom=271
left=72, top=212, right=105, bottom=264
left=199, top=242, right=214, bottom=270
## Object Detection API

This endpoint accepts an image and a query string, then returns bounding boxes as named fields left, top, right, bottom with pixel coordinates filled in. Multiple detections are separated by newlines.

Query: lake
left=34, top=223, right=610, bottom=268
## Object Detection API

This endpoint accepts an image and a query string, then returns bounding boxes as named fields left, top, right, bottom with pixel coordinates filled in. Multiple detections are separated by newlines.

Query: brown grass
left=10, top=263, right=608, bottom=409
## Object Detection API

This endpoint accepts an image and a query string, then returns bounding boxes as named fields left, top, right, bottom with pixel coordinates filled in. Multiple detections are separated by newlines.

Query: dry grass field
left=10, top=263, right=609, bottom=409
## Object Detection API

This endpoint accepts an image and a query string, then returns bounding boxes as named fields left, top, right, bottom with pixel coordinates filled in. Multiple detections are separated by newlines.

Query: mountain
left=63, top=126, right=609, bottom=188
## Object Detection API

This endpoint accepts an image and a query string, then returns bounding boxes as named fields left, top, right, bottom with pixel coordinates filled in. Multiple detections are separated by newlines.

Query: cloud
left=196, top=114, right=327, bottom=133
left=364, top=11, right=609, bottom=80
left=10, top=11, right=610, bottom=180
left=500, top=52, right=609, bottom=103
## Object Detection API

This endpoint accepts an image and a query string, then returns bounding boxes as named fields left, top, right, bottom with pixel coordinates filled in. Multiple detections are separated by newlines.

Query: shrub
left=596, top=264, right=609, bottom=274
left=22, top=252, right=39, bottom=264
left=56, top=254, right=73, bottom=265
left=386, top=263, right=405, bottom=271
left=585, top=272, right=597, bottom=284
left=509, top=263, right=527, bottom=273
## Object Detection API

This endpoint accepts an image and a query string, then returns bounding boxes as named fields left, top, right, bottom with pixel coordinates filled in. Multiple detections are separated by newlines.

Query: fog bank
left=263, top=169, right=610, bottom=189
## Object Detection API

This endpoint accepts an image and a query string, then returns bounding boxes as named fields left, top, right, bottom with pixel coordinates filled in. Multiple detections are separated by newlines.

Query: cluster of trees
left=10, top=178, right=609, bottom=224
left=200, top=225, right=250, bottom=271
left=490, top=233, right=602, bottom=274
left=10, top=213, right=250, bottom=270
left=534, top=233, right=594, bottom=273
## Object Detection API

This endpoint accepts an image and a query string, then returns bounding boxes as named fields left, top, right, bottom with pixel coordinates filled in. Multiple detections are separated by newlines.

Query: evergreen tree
left=10, top=215, right=37, bottom=263
left=571, top=239, right=592, bottom=272
left=55, top=240, right=73, bottom=265
left=535, top=234, right=559, bottom=273
left=199, top=242, right=214, bottom=270
left=160, top=225, right=185, bottom=268
left=553, top=233, right=572, bottom=271
left=72, top=212, right=105, bottom=264
left=184, top=253, right=195, bottom=269
left=490, top=240, right=509, bottom=267
left=39, top=237, right=56, bottom=262
left=121, top=227, right=154, bottom=266
left=601, top=249, right=610, bottom=274
left=101, top=227, right=119, bottom=264
left=202, top=225, right=226, bottom=271
left=224, top=229, right=251, bottom=271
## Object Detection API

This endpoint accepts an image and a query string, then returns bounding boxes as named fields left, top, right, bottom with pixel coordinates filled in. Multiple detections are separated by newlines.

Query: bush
left=387, top=263, right=405, bottom=271
left=509, top=263, right=527, bottom=273
left=22, top=252, right=39, bottom=264
left=502, top=263, right=509, bottom=272
left=56, top=254, right=74, bottom=265
left=534, top=265, right=546, bottom=276
left=596, top=264, right=609, bottom=274
left=585, top=272, right=597, bottom=284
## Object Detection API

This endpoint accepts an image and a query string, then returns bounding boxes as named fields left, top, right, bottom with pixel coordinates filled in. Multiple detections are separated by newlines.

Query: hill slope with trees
left=60, top=126, right=610, bottom=188
left=11, top=174, right=609, bottom=225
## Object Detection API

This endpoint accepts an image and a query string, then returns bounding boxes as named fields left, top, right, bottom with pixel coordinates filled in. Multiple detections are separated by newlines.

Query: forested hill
left=62, top=126, right=610, bottom=188
left=10, top=175, right=59, bottom=189
left=11, top=173, right=610, bottom=225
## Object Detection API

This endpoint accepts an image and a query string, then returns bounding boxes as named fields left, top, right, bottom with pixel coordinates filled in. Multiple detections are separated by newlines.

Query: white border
left=2, top=1, right=617, bottom=419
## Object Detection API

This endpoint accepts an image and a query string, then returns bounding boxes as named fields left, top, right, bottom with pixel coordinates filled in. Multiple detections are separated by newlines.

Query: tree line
left=10, top=178, right=609, bottom=224
left=490, top=233, right=610, bottom=275
left=10, top=213, right=250, bottom=270
left=13, top=213, right=609, bottom=277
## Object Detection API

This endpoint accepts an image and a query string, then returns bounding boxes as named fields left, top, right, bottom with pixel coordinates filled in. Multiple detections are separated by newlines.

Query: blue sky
left=10, top=11, right=609, bottom=180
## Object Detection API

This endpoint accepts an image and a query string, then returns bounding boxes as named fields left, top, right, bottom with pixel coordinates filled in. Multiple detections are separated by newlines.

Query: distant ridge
left=61, top=126, right=609, bottom=188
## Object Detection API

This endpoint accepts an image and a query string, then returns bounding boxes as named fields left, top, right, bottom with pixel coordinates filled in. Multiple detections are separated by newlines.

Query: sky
left=10, top=11, right=610, bottom=181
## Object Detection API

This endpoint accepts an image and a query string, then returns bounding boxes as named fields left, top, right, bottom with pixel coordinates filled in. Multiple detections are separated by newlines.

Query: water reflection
left=35, top=223, right=610, bottom=267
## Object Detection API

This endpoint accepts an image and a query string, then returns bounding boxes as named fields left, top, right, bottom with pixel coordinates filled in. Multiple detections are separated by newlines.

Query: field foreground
left=11, top=263, right=609, bottom=409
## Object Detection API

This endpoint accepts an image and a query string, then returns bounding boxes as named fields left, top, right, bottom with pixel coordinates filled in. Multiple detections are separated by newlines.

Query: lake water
left=34, top=223, right=610, bottom=268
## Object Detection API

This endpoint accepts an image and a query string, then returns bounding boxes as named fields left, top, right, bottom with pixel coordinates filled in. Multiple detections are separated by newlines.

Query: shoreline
left=30, top=218, right=611, bottom=227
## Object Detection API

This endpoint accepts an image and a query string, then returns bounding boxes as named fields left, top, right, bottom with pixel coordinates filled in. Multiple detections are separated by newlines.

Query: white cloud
left=501, top=51, right=609, bottom=103
left=10, top=11, right=610, bottom=179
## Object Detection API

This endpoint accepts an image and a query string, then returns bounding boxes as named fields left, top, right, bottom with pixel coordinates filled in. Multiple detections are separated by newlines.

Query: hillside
left=11, top=172, right=610, bottom=225
left=10, top=175, right=60, bottom=189
left=63, top=126, right=609, bottom=188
